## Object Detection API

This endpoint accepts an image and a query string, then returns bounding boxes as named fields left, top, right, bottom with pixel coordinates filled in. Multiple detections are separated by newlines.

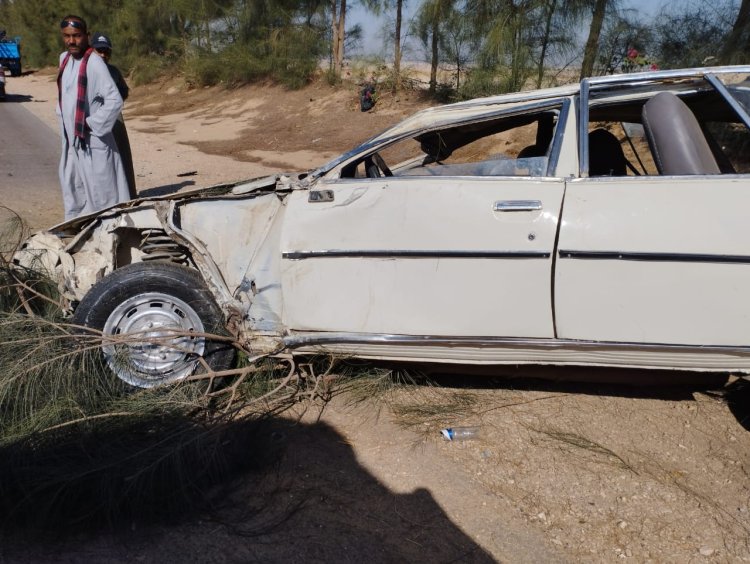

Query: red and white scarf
left=58, top=48, right=93, bottom=144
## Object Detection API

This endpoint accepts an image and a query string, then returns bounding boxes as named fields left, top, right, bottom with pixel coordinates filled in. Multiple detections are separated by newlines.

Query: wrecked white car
left=15, top=65, right=750, bottom=387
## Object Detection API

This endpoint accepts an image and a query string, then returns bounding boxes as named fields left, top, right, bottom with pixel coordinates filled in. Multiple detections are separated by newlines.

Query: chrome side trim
left=585, top=65, right=750, bottom=87
left=546, top=98, right=569, bottom=176
left=568, top=173, right=748, bottom=183
left=559, top=250, right=750, bottom=264
left=282, top=332, right=750, bottom=356
left=579, top=81, right=590, bottom=177
left=282, top=250, right=551, bottom=260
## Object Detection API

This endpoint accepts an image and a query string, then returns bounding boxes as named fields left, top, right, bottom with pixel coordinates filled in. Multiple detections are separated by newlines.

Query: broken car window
left=341, top=107, right=563, bottom=179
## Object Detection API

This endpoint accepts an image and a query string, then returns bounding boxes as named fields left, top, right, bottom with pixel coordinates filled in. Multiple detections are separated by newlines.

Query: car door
left=555, top=81, right=750, bottom=347
left=279, top=102, right=575, bottom=338
left=556, top=176, right=750, bottom=347
left=281, top=102, right=577, bottom=338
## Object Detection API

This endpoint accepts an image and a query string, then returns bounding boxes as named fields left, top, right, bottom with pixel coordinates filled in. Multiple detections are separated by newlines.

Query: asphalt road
left=0, top=94, right=63, bottom=230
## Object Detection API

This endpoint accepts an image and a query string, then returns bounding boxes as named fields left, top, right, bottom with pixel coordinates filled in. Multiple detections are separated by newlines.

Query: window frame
left=579, top=69, right=750, bottom=178
left=325, top=98, right=572, bottom=183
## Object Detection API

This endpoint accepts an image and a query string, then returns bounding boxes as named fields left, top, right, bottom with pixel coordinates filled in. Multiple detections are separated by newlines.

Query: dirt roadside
left=2, top=71, right=750, bottom=563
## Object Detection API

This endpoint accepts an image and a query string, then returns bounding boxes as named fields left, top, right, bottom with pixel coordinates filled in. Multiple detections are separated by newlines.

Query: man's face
left=61, top=20, right=89, bottom=58
left=94, top=47, right=111, bottom=63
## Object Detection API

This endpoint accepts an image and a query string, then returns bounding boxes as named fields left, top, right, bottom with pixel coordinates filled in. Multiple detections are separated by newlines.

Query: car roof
left=395, top=65, right=750, bottom=133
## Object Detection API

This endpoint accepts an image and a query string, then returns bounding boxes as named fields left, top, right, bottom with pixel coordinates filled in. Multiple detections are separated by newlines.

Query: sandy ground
left=2, top=70, right=750, bottom=563
left=12, top=69, right=422, bottom=197
left=12, top=70, right=278, bottom=197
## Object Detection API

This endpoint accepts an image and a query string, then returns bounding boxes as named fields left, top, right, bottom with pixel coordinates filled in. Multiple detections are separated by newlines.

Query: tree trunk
left=429, top=7, right=439, bottom=93
left=330, top=0, right=340, bottom=74
left=394, top=0, right=403, bottom=90
left=330, top=0, right=346, bottom=78
left=720, top=0, right=750, bottom=64
left=536, top=0, right=557, bottom=88
left=337, top=0, right=346, bottom=71
left=580, top=0, right=607, bottom=79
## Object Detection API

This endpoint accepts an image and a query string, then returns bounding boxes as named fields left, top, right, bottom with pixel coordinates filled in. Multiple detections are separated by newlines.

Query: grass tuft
left=0, top=213, right=342, bottom=533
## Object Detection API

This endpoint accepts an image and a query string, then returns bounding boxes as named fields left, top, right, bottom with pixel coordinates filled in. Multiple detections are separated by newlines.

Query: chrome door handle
left=493, top=200, right=542, bottom=212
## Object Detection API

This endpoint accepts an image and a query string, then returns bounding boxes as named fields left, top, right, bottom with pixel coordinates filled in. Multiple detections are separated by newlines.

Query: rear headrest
left=642, top=92, right=720, bottom=175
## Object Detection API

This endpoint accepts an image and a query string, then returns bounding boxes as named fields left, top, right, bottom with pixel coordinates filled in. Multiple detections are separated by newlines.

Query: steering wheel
left=371, top=152, right=393, bottom=177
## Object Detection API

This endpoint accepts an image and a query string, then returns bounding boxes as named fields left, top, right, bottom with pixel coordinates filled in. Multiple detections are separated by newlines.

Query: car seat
left=588, top=128, right=627, bottom=176
left=641, top=92, right=720, bottom=175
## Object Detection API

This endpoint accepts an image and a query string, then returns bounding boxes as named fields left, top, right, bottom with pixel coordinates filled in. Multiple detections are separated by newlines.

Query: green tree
left=720, top=0, right=750, bottom=63
left=362, top=0, right=410, bottom=89
left=414, top=0, right=456, bottom=93
left=595, top=12, right=653, bottom=73
left=466, top=0, right=543, bottom=94
left=580, top=0, right=607, bottom=79
left=533, top=0, right=589, bottom=87
left=0, top=0, right=67, bottom=68
left=0, top=0, right=328, bottom=88
left=330, top=0, right=347, bottom=79
left=653, top=1, right=732, bottom=69
left=440, top=7, right=474, bottom=92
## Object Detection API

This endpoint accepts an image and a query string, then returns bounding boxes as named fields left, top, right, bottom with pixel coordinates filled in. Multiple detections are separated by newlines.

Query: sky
left=349, top=0, right=701, bottom=57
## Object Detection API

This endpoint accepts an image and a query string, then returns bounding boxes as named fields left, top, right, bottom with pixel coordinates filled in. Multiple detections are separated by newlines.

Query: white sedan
left=16, top=65, right=750, bottom=387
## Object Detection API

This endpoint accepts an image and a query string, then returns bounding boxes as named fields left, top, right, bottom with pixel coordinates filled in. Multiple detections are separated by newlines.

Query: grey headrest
left=642, top=92, right=720, bottom=175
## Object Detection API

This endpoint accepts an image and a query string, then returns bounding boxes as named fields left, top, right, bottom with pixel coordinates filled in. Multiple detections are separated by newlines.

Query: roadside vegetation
left=0, top=208, right=358, bottom=532
left=1, top=0, right=749, bottom=99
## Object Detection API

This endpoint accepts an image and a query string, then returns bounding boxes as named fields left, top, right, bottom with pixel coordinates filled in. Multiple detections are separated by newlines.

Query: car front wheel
left=72, top=262, right=235, bottom=388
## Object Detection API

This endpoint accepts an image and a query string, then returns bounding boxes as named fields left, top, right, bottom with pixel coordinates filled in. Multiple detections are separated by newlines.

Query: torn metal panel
left=236, top=199, right=288, bottom=333
left=176, top=193, right=283, bottom=294
left=231, top=173, right=305, bottom=195
left=153, top=200, right=235, bottom=309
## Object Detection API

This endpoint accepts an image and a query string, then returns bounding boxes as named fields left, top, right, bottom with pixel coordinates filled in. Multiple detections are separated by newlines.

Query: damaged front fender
left=12, top=172, right=306, bottom=356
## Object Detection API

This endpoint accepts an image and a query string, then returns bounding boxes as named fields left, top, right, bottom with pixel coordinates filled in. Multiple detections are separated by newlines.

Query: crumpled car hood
left=48, top=172, right=306, bottom=235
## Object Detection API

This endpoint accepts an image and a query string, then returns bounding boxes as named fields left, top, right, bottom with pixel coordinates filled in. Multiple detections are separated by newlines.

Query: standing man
left=57, top=16, right=130, bottom=221
left=91, top=32, right=137, bottom=199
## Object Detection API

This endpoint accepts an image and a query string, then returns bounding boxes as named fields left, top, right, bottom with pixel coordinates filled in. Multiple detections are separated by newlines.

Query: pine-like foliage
left=0, top=210, right=323, bottom=534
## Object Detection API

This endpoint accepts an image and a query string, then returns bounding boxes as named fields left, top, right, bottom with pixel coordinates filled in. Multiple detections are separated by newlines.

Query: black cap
left=91, top=33, right=112, bottom=50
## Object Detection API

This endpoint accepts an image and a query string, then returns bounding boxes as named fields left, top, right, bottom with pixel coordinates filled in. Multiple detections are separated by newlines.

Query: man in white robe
left=57, top=16, right=131, bottom=221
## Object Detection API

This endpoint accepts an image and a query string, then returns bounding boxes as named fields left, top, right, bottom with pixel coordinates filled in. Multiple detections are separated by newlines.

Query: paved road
left=0, top=94, right=62, bottom=230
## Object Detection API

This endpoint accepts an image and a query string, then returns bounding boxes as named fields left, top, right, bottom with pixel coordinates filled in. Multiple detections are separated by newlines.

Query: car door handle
left=493, top=200, right=542, bottom=212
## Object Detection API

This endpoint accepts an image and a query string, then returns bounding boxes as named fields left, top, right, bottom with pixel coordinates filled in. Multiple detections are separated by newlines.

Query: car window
left=340, top=105, right=564, bottom=179
left=586, top=74, right=750, bottom=177
left=586, top=121, right=656, bottom=176
left=703, top=121, right=750, bottom=173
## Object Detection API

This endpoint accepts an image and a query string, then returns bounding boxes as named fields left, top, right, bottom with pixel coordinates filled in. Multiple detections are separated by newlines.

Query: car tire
left=72, top=262, right=235, bottom=388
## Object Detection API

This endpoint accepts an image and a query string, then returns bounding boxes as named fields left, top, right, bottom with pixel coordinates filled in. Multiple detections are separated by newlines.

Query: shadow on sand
left=396, top=362, right=749, bottom=430
left=1, top=93, right=33, bottom=103
left=724, top=377, right=750, bottom=431
left=138, top=181, right=197, bottom=198
left=0, top=415, right=493, bottom=563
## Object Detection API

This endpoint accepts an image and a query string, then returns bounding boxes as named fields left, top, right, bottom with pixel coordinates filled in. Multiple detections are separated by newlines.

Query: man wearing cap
left=92, top=32, right=136, bottom=199
left=57, top=15, right=130, bottom=221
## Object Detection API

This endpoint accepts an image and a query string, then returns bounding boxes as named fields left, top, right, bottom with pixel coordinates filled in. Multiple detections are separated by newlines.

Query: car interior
left=337, top=74, right=750, bottom=181
left=588, top=76, right=750, bottom=176
left=339, top=106, right=563, bottom=179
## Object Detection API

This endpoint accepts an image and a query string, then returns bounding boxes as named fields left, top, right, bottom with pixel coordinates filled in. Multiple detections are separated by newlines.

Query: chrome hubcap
left=102, top=292, right=206, bottom=387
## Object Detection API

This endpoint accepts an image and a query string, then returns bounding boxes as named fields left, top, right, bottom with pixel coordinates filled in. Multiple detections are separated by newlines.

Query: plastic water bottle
left=441, top=426, right=479, bottom=441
